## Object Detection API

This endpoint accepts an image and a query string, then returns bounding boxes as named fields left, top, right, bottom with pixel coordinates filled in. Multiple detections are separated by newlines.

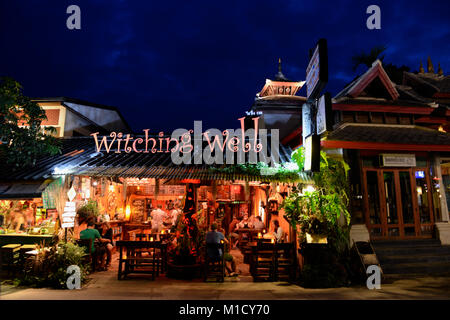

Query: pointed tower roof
left=419, top=61, right=425, bottom=74
left=427, top=56, right=435, bottom=73
left=438, top=63, right=444, bottom=76
left=257, top=59, right=305, bottom=98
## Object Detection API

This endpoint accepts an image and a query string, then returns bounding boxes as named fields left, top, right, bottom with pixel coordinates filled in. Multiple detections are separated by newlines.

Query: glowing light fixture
left=125, top=205, right=131, bottom=220
left=303, top=185, right=316, bottom=193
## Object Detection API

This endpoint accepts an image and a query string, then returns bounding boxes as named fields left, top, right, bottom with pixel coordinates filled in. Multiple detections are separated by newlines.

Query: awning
left=0, top=180, right=52, bottom=199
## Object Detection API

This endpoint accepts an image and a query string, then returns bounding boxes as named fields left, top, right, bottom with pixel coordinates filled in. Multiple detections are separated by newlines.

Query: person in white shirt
left=170, top=204, right=181, bottom=226
left=272, top=219, right=284, bottom=243
left=151, top=205, right=165, bottom=233
left=253, top=216, right=265, bottom=230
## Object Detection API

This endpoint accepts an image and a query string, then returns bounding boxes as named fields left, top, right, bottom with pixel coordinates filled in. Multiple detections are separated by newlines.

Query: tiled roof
left=0, top=136, right=312, bottom=183
left=326, top=123, right=450, bottom=145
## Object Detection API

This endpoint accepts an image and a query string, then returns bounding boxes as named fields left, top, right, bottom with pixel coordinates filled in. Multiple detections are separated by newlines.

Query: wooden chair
left=274, top=242, right=295, bottom=282
left=251, top=242, right=275, bottom=282
left=75, top=238, right=98, bottom=272
left=18, top=244, right=36, bottom=270
left=204, top=243, right=225, bottom=282
left=116, top=240, right=159, bottom=280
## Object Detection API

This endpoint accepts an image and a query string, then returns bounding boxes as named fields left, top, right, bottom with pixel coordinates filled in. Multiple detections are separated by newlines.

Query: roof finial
left=437, top=63, right=444, bottom=76
left=419, top=61, right=424, bottom=73
left=274, top=57, right=288, bottom=81
left=427, top=56, right=435, bottom=73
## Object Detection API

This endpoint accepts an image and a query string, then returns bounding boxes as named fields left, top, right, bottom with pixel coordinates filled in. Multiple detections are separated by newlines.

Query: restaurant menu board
left=131, top=198, right=145, bottom=222
left=62, top=201, right=76, bottom=228
left=216, top=185, right=231, bottom=200
left=197, top=186, right=209, bottom=201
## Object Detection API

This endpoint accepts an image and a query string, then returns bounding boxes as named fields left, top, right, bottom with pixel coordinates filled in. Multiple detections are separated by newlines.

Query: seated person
left=271, top=219, right=285, bottom=243
left=228, top=216, right=241, bottom=249
left=100, top=221, right=114, bottom=267
left=80, top=219, right=111, bottom=270
left=253, top=216, right=265, bottom=230
left=207, top=224, right=237, bottom=276
left=206, top=223, right=226, bottom=261
left=237, top=215, right=252, bottom=229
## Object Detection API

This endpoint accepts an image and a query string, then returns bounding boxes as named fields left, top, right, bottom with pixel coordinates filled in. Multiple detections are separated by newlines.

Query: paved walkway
left=1, top=252, right=450, bottom=300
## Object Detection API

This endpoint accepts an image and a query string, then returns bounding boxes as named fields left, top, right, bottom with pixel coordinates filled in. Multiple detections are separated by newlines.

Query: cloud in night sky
left=1, top=0, right=449, bottom=132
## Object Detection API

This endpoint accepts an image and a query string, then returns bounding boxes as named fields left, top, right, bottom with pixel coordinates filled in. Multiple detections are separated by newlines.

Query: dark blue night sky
left=1, top=1, right=449, bottom=132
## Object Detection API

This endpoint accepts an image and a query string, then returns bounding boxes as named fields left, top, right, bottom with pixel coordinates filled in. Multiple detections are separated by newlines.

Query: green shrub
left=18, top=241, right=89, bottom=289
left=77, top=200, right=99, bottom=224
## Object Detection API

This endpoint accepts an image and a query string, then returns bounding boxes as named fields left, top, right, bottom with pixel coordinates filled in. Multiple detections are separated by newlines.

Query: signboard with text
left=316, top=92, right=333, bottom=135
left=62, top=201, right=76, bottom=228
left=302, top=103, right=312, bottom=145
left=381, top=154, right=416, bottom=167
left=305, top=38, right=328, bottom=99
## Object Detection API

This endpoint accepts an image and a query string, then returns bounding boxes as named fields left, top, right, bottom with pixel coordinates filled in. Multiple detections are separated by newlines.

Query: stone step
left=372, top=239, right=441, bottom=248
left=379, top=252, right=450, bottom=264
left=380, top=261, right=450, bottom=275
left=373, top=245, right=450, bottom=256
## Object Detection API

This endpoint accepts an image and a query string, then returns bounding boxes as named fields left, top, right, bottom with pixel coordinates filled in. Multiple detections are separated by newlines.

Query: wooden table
left=0, top=234, right=53, bottom=247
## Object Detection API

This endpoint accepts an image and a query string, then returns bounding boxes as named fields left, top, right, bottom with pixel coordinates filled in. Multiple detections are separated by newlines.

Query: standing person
left=151, top=205, right=165, bottom=233
left=272, top=219, right=284, bottom=243
left=170, top=204, right=181, bottom=226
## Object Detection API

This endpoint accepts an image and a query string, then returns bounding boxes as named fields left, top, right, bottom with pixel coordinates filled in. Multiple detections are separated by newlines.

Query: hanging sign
left=302, top=103, right=313, bottom=145
left=305, top=38, right=328, bottom=99
left=316, top=92, right=333, bottom=135
left=67, top=186, right=76, bottom=202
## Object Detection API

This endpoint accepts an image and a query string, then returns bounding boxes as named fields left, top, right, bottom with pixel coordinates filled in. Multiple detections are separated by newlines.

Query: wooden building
left=322, top=59, right=450, bottom=243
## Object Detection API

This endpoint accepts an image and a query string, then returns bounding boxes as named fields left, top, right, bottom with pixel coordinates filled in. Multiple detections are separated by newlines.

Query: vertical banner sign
left=316, top=92, right=333, bottom=135
left=305, top=38, right=328, bottom=100
left=302, top=103, right=312, bottom=145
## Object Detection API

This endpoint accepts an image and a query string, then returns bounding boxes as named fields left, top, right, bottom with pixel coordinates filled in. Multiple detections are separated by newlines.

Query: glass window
left=399, top=171, right=414, bottom=224
left=383, top=172, right=398, bottom=224
left=415, top=171, right=431, bottom=223
left=366, top=171, right=381, bottom=224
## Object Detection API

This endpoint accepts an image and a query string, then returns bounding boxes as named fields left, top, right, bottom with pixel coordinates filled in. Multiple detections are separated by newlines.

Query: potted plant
left=76, top=200, right=99, bottom=224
